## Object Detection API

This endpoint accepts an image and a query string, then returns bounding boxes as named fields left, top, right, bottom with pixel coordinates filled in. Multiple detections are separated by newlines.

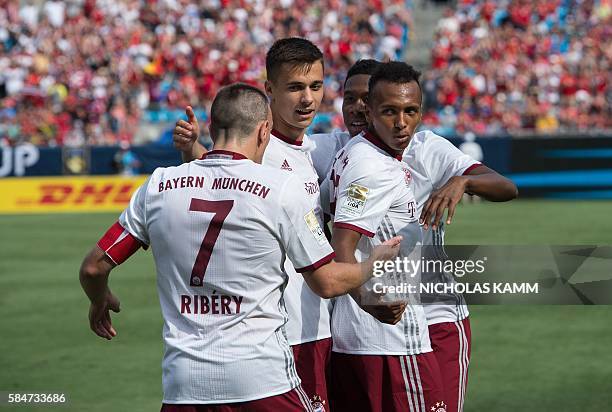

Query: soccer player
left=173, top=38, right=333, bottom=408
left=326, top=62, right=445, bottom=412
left=79, top=83, right=401, bottom=411
left=403, top=114, right=518, bottom=412
left=318, top=61, right=517, bottom=412
left=310, top=59, right=380, bottom=186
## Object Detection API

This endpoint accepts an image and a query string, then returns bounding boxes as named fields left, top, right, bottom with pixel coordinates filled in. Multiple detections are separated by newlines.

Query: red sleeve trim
left=295, top=252, right=336, bottom=273
left=333, top=222, right=375, bottom=238
left=97, top=221, right=145, bottom=265
left=462, top=163, right=483, bottom=175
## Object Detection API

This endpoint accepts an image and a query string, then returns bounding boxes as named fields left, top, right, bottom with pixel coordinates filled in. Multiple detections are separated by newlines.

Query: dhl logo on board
left=0, top=176, right=147, bottom=213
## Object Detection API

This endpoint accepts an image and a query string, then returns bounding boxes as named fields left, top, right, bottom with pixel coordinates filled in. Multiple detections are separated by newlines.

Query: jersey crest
left=402, top=166, right=412, bottom=187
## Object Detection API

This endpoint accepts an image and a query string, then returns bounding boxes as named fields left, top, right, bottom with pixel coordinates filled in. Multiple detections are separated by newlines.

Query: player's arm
left=331, top=226, right=367, bottom=302
left=173, top=105, right=207, bottom=162
left=331, top=163, right=407, bottom=324
left=332, top=227, right=406, bottom=324
left=79, top=179, right=150, bottom=340
left=301, top=236, right=401, bottom=299
left=417, top=135, right=518, bottom=230
left=79, top=246, right=120, bottom=340
left=463, top=165, right=518, bottom=200
left=278, top=174, right=401, bottom=299
left=420, top=165, right=518, bottom=230
left=331, top=226, right=360, bottom=264
left=80, top=220, right=146, bottom=340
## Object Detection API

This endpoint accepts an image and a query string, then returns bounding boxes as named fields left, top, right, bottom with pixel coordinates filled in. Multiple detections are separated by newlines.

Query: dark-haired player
left=173, top=38, right=333, bottom=410
left=326, top=61, right=445, bottom=412
left=318, top=60, right=516, bottom=412
left=81, top=83, right=402, bottom=411
left=310, top=59, right=382, bottom=184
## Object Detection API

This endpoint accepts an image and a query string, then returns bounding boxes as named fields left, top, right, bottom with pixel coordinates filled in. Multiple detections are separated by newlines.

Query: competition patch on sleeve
left=340, top=183, right=369, bottom=217
left=304, top=210, right=327, bottom=245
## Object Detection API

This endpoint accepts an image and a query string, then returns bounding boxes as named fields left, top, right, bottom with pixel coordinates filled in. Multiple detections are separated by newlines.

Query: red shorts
left=428, top=318, right=472, bottom=412
left=292, top=337, right=332, bottom=411
left=160, top=387, right=314, bottom=412
left=330, top=351, right=446, bottom=412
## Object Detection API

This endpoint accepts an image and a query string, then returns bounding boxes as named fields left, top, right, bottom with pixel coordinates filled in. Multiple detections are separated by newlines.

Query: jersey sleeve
left=278, top=175, right=335, bottom=273
left=421, top=134, right=482, bottom=189
left=332, top=159, right=397, bottom=238
left=97, top=177, right=151, bottom=265
left=309, top=133, right=335, bottom=184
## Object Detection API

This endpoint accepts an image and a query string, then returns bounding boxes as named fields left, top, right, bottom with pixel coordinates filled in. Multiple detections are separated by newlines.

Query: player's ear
left=364, top=102, right=372, bottom=124
left=264, top=81, right=273, bottom=98
left=253, top=119, right=270, bottom=164
left=257, top=119, right=270, bottom=148
left=415, top=100, right=423, bottom=126
left=417, top=92, right=424, bottom=124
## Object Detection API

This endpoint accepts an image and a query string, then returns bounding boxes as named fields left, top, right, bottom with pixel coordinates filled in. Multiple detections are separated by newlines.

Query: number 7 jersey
left=99, top=150, right=335, bottom=404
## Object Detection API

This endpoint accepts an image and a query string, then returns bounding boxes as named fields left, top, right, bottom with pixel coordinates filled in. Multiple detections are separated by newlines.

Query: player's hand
left=362, top=301, right=407, bottom=325
left=88, top=290, right=121, bottom=340
left=370, top=236, right=402, bottom=263
left=419, top=176, right=467, bottom=231
left=173, top=106, right=200, bottom=153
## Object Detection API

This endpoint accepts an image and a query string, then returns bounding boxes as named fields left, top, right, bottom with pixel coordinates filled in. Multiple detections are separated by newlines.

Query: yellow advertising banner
left=0, top=175, right=148, bottom=214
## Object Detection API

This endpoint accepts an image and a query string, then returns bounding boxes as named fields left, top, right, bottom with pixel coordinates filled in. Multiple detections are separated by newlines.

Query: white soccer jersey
left=403, top=130, right=481, bottom=325
left=310, top=129, right=351, bottom=218
left=262, top=130, right=331, bottom=345
left=309, top=129, right=351, bottom=184
left=114, top=150, right=335, bottom=404
left=328, top=131, right=431, bottom=355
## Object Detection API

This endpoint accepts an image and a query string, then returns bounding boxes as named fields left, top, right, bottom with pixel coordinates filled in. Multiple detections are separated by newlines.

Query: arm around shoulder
left=301, top=234, right=402, bottom=299
left=463, top=165, right=518, bottom=201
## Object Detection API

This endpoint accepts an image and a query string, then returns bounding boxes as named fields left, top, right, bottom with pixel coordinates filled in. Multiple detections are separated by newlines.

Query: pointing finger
left=186, top=106, right=197, bottom=124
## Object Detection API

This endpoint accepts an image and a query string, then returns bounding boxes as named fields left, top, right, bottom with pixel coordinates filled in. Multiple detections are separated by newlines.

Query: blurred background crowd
left=0, top=0, right=609, bottom=147
left=422, top=0, right=611, bottom=136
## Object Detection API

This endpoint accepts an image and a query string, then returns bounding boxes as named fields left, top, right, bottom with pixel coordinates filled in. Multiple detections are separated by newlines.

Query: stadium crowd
left=421, top=0, right=611, bottom=136
left=0, top=0, right=609, bottom=146
left=0, top=0, right=411, bottom=146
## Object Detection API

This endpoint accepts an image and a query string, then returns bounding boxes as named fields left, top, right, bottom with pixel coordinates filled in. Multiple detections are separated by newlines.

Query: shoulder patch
left=304, top=210, right=327, bottom=245
left=340, top=183, right=369, bottom=217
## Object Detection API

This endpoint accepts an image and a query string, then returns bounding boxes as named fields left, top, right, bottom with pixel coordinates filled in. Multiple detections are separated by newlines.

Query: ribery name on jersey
left=180, top=293, right=244, bottom=315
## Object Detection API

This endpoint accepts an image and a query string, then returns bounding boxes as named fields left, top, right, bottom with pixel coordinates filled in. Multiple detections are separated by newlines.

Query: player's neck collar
left=272, top=129, right=303, bottom=146
left=362, top=130, right=403, bottom=161
left=201, top=150, right=248, bottom=160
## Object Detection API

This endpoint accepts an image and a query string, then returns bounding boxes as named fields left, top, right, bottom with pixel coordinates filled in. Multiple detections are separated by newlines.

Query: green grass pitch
left=1, top=200, right=611, bottom=411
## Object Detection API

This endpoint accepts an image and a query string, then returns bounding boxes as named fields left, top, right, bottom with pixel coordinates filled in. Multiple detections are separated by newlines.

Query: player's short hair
left=210, top=83, right=269, bottom=140
left=368, top=61, right=422, bottom=102
left=266, top=37, right=324, bottom=81
left=344, top=59, right=381, bottom=86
